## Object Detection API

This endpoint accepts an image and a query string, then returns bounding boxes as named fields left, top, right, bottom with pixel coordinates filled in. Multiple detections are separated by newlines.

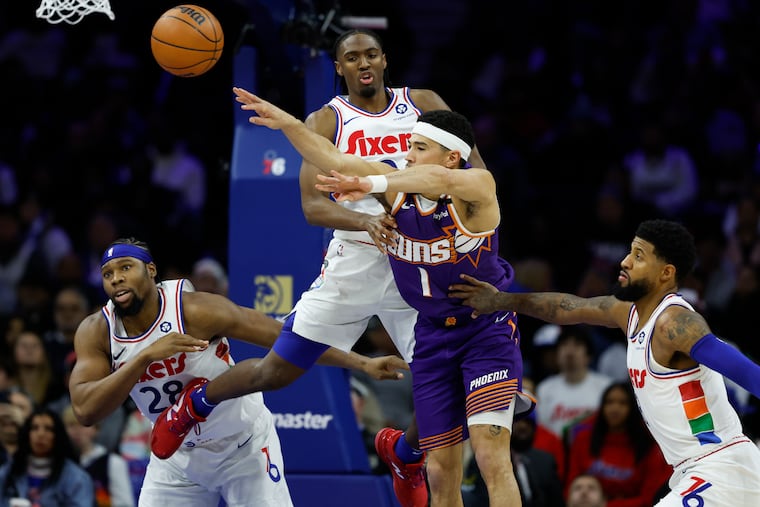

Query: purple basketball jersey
left=387, top=192, right=530, bottom=450
left=388, top=193, right=513, bottom=324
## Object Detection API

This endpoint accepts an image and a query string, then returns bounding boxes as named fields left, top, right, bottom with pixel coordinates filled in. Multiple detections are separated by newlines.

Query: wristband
left=366, top=175, right=388, bottom=193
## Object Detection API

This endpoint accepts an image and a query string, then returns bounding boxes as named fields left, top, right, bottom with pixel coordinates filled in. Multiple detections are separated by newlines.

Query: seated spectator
left=535, top=326, right=613, bottom=441
left=566, top=382, right=671, bottom=506
left=7, top=389, right=33, bottom=423
left=528, top=324, right=561, bottom=384
left=0, top=206, right=49, bottom=320
left=566, top=474, right=607, bottom=507
left=0, top=399, right=23, bottom=466
left=12, top=330, right=60, bottom=407
left=17, top=192, right=73, bottom=277
left=190, top=257, right=228, bottom=296
left=42, top=286, right=89, bottom=381
left=62, top=405, right=135, bottom=507
left=0, top=407, right=93, bottom=506
left=13, top=269, right=55, bottom=336
left=622, top=119, right=698, bottom=218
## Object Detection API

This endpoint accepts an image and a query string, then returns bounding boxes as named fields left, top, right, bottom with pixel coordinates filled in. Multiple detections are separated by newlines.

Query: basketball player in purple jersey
left=225, top=92, right=535, bottom=507
left=152, top=28, right=488, bottom=507
left=450, top=219, right=760, bottom=506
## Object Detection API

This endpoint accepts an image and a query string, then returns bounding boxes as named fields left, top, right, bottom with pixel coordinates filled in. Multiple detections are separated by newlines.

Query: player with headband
left=164, top=91, right=536, bottom=507
left=153, top=28, right=495, bottom=507
left=69, top=238, right=407, bottom=506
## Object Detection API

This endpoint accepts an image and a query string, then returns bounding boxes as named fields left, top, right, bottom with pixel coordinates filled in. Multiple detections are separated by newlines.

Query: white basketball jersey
left=328, top=87, right=421, bottom=241
left=626, top=293, right=744, bottom=466
left=103, top=279, right=266, bottom=445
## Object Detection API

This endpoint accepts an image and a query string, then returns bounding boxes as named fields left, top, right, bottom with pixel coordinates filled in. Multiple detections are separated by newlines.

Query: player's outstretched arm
left=448, top=274, right=629, bottom=329
left=233, top=87, right=388, bottom=178
left=316, top=164, right=497, bottom=206
left=183, top=291, right=407, bottom=380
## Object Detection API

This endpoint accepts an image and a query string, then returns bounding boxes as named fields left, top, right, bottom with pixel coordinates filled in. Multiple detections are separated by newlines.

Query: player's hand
left=233, top=87, right=299, bottom=130
left=448, top=274, right=501, bottom=318
left=364, top=355, right=409, bottom=381
left=315, top=170, right=371, bottom=201
left=363, top=213, right=398, bottom=252
left=144, top=332, right=208, bottom=362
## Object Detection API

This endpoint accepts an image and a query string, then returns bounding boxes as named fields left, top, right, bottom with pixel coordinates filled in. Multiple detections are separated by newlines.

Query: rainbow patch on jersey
left=679, top=380, right=721, bottom=445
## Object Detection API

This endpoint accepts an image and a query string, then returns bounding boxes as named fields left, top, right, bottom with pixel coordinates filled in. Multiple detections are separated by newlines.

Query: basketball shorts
left=656, top=437, right=760, bottom=507
left=138, top=405, right=292, bottom=507
left=410, top=313, right=533, bottom=451
left=292, top=237, right=418, bottom=363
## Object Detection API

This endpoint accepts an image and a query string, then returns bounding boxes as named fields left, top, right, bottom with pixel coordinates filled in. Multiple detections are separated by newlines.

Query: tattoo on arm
left=489, top=425, right=503, bottom=437
left=518, top=293, right=590, bottom=321
left=663, top=311, right=710, bottom=349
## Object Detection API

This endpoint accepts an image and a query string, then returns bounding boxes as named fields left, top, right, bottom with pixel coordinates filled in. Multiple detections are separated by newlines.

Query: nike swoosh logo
left=237, top=434, right=253, bottom=448
left=113, top=347, right=126, bottom=360
left=401, top=202, right=415, bottom=209
left=342, top=116, right=360, bottom=125
left=495, top=313, right=509, bottom=323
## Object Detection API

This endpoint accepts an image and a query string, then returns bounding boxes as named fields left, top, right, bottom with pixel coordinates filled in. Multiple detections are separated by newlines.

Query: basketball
left=150, top=5, right=224, bottom=77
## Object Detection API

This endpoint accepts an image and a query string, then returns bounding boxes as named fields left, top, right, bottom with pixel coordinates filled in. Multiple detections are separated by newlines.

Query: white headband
left=412, top=121, right=472, bottom=162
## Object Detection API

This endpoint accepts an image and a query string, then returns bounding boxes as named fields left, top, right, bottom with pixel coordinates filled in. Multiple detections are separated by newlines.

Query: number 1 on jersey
left=418, top=267, right=432, bottom=297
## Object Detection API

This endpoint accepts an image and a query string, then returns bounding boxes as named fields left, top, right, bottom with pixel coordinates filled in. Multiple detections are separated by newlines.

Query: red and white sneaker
left=374, top=427, right=428, bottom=507
left=150, top=377, right=209, bottom=459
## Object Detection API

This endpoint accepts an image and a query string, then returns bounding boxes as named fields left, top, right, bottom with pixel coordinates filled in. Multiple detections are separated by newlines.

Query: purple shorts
left=410, top=312, right=524, bottom=451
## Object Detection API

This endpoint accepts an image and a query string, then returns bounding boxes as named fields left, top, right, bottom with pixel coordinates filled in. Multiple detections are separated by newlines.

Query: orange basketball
left=150, top=5, right=224, bottom=77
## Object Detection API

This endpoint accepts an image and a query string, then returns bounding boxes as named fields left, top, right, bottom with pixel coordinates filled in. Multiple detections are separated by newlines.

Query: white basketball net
left=36, top=0, right=114, bottom=25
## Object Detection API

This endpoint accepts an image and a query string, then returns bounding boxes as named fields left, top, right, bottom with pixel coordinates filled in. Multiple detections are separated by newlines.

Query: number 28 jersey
left=102, top=279, right=265, bottom=445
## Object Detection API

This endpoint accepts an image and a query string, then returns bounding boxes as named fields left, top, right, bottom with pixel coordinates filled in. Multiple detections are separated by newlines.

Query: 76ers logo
left=679, top=475, right=712, bottom=506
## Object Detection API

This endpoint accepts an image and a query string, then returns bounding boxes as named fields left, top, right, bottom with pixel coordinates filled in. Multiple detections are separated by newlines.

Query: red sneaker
left=374, top=428, right=428, bottom=507
left=150, top=377, right=209, bottom=459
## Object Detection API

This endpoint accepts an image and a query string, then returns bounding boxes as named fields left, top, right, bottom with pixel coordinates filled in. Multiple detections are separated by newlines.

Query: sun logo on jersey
left=445, top=226, right=492, bottom=267
left=388, top=226, right=493, bottom=268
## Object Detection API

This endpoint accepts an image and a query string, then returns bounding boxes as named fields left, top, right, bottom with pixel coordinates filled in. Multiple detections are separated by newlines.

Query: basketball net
left=36, top=0, right=114, bottom=24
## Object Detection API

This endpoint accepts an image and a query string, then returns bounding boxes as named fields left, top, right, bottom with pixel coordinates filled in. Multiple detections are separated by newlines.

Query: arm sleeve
left=690, top=334, right=760, bottom=398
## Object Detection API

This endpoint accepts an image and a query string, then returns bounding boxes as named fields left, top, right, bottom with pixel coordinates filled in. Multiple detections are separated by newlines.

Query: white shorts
left=292, top=237, right=418, bottom=363
left=656, top=438, right=760, bottom=507
left=138, top=409, right=292, bottom=507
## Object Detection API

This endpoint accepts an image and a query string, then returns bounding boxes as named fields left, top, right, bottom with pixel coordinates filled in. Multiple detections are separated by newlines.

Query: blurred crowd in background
left=2, top=0, right=760, bottom=505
